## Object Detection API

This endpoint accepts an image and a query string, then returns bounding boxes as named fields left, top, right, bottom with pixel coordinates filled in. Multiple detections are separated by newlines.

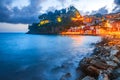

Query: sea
left=0, top=33, right=101, bottom=80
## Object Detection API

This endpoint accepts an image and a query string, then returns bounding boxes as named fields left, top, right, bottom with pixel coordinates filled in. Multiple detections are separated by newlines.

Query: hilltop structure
left=27, top=6, right=83, bottom=34
left=27, top=6, right=120, bottom=35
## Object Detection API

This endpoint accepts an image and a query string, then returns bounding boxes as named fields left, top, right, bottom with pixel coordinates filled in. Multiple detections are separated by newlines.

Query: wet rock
left=110, top=55, right=120, bottom=64
left=90, top=60, right=108, bottom=69
left=98, top=72, right=109, bottom=80
left=82, top=57, right=93, bottom=63
left=110, top=49, right=119, bottom=55
left=81, top=76, right=96, bottom=80
left=104, top=68, right=113, bottom=75
left=114, top=77, right=120, bottom=80
left=86, top=66, right=100, bottom=76
left=99, top=56, right=109, bottom=62
left=80, top=58, right=91, bottom=70
left=95, top=47, right=109, bottom=55
left=104, top=46, right=110, bottom=50
left=112, top=68, right=120, bottom=78
left=106, top=61, right=118, bottom=67
left=78, top=36, right=120, bottom=80
left=115, top=51, right=120, bottom=59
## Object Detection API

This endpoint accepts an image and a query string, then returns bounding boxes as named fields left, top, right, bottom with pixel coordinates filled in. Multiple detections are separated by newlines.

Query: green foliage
left=28, top=6, right=83, bottom=34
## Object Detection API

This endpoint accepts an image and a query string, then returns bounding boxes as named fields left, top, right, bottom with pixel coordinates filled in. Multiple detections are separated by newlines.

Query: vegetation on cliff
left=27, top=6, right=83, bottom=34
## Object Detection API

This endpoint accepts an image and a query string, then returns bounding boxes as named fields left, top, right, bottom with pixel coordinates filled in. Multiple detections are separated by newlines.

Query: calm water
left=0, top=33, right=101, bottom=80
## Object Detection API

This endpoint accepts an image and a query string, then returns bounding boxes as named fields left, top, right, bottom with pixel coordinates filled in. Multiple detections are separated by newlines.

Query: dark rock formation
left=77, top=35, right=120, bottom=80
left=27, top=6, right=83, bottom=34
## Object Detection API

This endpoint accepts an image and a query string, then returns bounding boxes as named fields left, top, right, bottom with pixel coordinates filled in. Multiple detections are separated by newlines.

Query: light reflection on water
left=68, top=35, right=84, bottom=47
left=0, top=33, right=101, bottom=80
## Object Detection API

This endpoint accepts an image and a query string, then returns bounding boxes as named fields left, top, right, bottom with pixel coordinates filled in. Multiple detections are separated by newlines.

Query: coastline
left=77, top=35, right=120, bottom=80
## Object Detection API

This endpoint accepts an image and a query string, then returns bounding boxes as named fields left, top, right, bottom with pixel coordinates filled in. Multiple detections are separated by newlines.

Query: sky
left=0, top=0, right=119, bottom=32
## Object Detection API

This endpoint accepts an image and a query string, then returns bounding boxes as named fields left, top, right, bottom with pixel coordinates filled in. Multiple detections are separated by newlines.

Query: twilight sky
left=0, top=0, right=120, bottom=32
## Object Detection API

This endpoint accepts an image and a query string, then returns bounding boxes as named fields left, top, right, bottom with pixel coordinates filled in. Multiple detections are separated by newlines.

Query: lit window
left=57, top=17, right=62, bottom=22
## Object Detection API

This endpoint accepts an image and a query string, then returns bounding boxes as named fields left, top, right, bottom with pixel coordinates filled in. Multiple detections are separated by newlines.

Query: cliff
left=27, top=6, right=83, bottom=34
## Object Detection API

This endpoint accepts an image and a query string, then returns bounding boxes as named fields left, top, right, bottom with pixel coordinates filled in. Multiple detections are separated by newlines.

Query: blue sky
left=0, top=0, right=119, bottom=32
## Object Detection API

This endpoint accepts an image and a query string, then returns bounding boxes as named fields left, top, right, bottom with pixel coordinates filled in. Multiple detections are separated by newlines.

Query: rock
left=110, top=49, right=119, bottom=55
left=90, top=60, right=108, bottom=69
left=104, top=46, right=110, bottom=50
left=81, top=76, right=96, bottom=80
left=110, top=55, right=120, bottom=64
left=102, top=74, right=109, bottom=80
left=106, top=61, right=118, bottom=67
left=83, top=57, right=93, bottom=63
left=79, top=36, right=120, bottom=80
left=86, top=66, right=100, bottom=76
left=98, top=71, right=109, bottom=80
left=80, top=58, right=92, bottom=70
left=112, top=68, right=120, bottom=78
left=100, top=56, right=109, bottom=62
left=115, top=51, right=120, bottom=59
left=104, top=68, right=113, bottom=75
left=114, top=77, right=120, bottom=80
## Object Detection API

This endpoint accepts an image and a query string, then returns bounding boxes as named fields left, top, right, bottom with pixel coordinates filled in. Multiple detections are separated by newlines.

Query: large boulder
left=90, top=59, right=108, bottom=69
left=86, top=66, right=100, bottom=76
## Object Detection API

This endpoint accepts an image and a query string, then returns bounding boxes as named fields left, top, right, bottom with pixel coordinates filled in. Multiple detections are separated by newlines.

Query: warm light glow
left=38, top=11, right=120, bottom=35
left=104, top=20, right=112, bottom=28
left=71, top=11, right=83, bottom=22
left=57, top=17, right=62, bottom=22
left=69, top=35, right=84, bottom=47
left=38, top=20, right=50, bottom=26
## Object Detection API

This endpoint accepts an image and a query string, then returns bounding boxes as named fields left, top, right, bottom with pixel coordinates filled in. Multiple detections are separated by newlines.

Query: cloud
left=0, top=0, right=115, bottom=24
left=46, top=7, right=57, bottom=12
left=57, top=0, right=66, bottom=2
left=114, top=0, right=120, bottom=5
left=91, top=6, right=108, bottom=15
left=0, top=0, right=72, bottom=24
left=0, top=0, right=46, bottom=24
left=113, top=0, right=120, bottom=13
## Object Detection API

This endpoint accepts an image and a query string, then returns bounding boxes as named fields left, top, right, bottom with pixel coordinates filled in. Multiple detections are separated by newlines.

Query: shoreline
left=77, top=35, right=120, bottom=80
left=27, top=32, right=100, bottom=36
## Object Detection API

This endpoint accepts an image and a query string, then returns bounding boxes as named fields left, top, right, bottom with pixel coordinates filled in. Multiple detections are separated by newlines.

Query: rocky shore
left=77, top=35, right=120, bottom=80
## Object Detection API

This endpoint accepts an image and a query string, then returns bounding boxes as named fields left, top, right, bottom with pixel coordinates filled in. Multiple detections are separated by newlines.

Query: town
left=28, top=6, right=120, bottom=35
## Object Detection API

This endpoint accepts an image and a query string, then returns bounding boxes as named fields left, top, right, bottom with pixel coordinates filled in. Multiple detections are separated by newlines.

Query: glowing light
left=71, top=11, right=83, bottom=22
left=38, top=20, right=49, bottom=26
left=40, top=21, right=45, bottom=25
left=57, top=17, right=62, bottom=22
left=104, top=20, right=112, bottom=28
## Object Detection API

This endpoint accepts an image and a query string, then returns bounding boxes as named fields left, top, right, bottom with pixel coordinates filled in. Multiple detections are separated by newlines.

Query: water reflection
left=68, top=35, right=84, bottom=47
